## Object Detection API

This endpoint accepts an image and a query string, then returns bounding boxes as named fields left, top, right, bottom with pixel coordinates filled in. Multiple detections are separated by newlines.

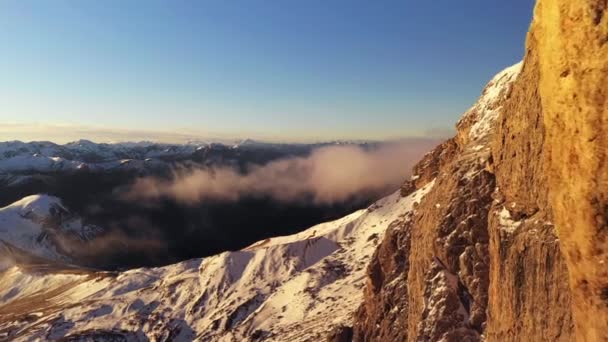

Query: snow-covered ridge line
left=0, top=140, right=206, bottom=173
left=0, top=139, right=376, bottom=159
left=0, top=180, right=435, bottom=341
left=0, top=139, right=379, bottom=174
left=458, top=61, right=523, bottom=141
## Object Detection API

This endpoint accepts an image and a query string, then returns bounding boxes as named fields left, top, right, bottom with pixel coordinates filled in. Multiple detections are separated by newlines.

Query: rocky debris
left=0, top=185, right=435, bottom=341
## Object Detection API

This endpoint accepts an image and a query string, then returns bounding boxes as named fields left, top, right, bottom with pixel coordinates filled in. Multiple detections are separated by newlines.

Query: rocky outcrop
left=354, top=63, right=525, bottom=341
left=354, top=0, right=608, bottom=340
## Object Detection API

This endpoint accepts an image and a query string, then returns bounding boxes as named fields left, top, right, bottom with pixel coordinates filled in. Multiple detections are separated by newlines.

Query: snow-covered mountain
left=0, top=140, right=202, bottom=162
left=0, top=139, right=376, bottom=175
left=0, top=140, right=203, bottom=174
left=0, top=181, right=434, bottom=341
left=0, top=195, right=103, bottom=264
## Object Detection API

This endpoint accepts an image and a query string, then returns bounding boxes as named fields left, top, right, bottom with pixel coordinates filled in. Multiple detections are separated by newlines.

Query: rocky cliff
left=353, top=1, right=608, bottom=340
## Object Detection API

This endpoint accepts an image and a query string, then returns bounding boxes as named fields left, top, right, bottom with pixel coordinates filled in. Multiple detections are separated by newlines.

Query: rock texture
left=354, top=63, right=525, bottom=342
left=485, top=6, right=573, bottom=340
left=533, top=1, right=608, bottom=340
left=353, top=0, right=608, bottom=340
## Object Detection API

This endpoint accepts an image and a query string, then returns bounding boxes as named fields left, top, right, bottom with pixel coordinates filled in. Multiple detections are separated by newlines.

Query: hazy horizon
left=0, top=124, right=455, bottom=145
left=0, top=121, right=454, bottom=145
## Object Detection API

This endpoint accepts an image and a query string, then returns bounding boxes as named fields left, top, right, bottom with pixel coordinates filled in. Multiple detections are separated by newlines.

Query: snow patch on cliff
left=497, top=206, right=522, bottom=233
left=459, top=62, right=523, bottom=141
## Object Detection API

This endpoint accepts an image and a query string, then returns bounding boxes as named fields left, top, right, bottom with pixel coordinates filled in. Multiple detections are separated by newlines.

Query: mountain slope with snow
left=0, top=182, right=434, bottom=341
left=0, top=195, right=103, bottom=265
left=0, top=140, right=385, bottom=184
left=0, top=140, right=202, bottom=174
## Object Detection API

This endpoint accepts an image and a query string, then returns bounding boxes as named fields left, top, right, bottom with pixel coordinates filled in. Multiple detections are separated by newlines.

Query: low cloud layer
left=124, top=139, right=441, bottom=205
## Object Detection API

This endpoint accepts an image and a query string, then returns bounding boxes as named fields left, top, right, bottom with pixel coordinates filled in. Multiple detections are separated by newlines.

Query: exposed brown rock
left=532, top=1, right=608, bottom=340
left=354, top=58, right=576, bottom=340
left=353, top=218, right=413, bottom=341
left=354, top=1, right=608, bottom=340
left=401, top=139, right=459, bottom=198
left=485, top=13, right=575, bottom=340
left=485, top=211, right=573, bottom=341
left=354, top=72, right=506, bottom=340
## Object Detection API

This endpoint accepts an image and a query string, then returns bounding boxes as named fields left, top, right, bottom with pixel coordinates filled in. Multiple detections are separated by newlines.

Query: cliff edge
left=353, top=0, right=608, bottom=340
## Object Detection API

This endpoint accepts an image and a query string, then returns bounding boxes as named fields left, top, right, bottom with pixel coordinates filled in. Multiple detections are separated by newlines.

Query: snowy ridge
left=0, top=154, right=85, bottom=173
left=0, top=140, right=202, bottom=173
left=0, top=139, right=370, bottom=174
left=458, top=62, right=523, bottom=141
left=0, top=182, right=435, bottom=341
left=0, top=140, right=203, bottom=162
left=0, top=195, right=102, bottom=264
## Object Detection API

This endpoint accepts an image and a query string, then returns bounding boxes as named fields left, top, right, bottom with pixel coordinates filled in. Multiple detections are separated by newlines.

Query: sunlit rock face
left=532, top=0, right=608, bottom=340
left=485, top=11, right=574, bottom=340
left=354, top=0, right=608, bottom=341
left=493, top=0, right=608, bottom=339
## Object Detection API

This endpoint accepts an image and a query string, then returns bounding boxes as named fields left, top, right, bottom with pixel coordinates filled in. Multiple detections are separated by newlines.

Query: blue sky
left=0, top=0, right=535, bottom=142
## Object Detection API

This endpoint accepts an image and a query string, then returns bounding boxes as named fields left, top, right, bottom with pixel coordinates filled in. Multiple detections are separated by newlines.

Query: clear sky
left=0, top=0, right=535, bottom=143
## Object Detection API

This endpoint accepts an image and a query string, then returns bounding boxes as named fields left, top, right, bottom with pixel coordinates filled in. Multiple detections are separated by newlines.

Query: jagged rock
left=353, top=219, right=412, bottom=342
left=354, top=0, right=608, bottom=340
left=354, top=60, right=521, bottom=342
left=485, top=7, right=574, bottom=339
